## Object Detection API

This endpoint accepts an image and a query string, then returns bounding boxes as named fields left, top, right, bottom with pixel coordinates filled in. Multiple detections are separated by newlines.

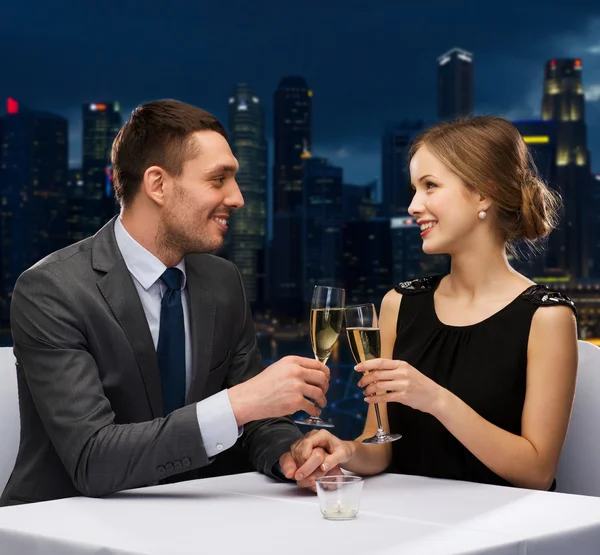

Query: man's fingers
left=290, top=430, right=337, bottom=470
left=302, top=368, right=329, bottom=393
left=297, top=474, right=320, bottom=492
left=320, top=363, right=331, bottom=381
left=279, top=452, right=298, bottom=479
left=300, top=398, right=321, bottom=417
left=302, top=384, right=327, bottom=409
left=296, top=464, right=344, bottom=492
left=298, top=431, right=335, bottom=461
left=294, top=356, right=330, bottom=375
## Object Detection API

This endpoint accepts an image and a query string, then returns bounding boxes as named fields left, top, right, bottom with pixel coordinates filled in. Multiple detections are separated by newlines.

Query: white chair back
left=555, top=340, right=600, bottom=496
left=0, top=346, right=19, bottom=496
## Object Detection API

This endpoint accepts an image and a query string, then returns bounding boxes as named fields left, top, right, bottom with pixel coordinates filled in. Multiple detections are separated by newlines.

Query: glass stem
left=374, top=404, right=385, bottom=433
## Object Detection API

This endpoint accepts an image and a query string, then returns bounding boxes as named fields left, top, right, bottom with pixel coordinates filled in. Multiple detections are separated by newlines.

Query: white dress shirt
left=114, top=218, right=239, bottom=458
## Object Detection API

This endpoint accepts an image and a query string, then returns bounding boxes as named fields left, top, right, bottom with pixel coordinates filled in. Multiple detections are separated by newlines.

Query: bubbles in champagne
left=310, top=308, right=344, bottom=363
left=346, top=327, right=381, bottom=364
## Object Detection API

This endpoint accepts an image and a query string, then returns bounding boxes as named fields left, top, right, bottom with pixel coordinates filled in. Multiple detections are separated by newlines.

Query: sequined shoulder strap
left=520, top=285, right=578, bottom=317
left=394, top=275, right=444, bottom=295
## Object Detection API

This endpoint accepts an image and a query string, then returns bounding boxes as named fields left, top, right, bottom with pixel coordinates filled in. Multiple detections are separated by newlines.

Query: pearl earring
left=478, top=210, right=487, bottom=220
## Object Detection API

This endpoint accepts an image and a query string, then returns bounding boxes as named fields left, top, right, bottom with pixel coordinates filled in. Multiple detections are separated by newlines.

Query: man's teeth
left=213, top=217, right=227, bottom=225
left=420, top=222, right=437, bottom=231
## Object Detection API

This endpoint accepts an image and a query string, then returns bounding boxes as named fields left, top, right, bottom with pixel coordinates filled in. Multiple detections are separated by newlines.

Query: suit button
left=174, top=461, right=182, bottom=470
left=157, top=466, right=166, bottom=476
left=182, top=458, right=191, bottom=468
left=166, top=463, right=174, bottom=473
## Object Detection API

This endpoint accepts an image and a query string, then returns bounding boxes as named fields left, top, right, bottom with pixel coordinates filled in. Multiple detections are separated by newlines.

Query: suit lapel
left=92, top=218, right=164, bottom=417
left=185, top=259, right=215, bottom=403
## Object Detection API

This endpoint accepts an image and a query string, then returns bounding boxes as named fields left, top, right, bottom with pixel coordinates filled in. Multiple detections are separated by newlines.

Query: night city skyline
left=1, top=1, right=599, bottom=185
left=2, top=0, right=600, bottom=436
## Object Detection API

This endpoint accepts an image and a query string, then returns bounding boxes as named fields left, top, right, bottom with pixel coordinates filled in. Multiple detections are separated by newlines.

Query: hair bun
left=519, top=173, right=561, bottom=240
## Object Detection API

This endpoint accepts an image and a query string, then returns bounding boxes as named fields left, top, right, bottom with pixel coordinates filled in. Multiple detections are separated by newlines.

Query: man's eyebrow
left=204, top=164, right=238, bottom=174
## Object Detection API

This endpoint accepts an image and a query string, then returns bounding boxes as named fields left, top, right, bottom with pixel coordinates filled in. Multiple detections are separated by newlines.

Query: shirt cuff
left=196, top=390, right=239, bottom=458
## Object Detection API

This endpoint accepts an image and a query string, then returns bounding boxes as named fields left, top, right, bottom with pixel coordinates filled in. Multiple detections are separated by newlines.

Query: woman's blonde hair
left=409, top=116, right=561, bottom=253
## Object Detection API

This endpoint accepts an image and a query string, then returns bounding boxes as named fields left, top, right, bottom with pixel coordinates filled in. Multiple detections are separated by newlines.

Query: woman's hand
left=356, top=358, right=447, bottom=415
left=279, top=429, right=355, bottom=491
left=291, top=429, right=355, bottom=475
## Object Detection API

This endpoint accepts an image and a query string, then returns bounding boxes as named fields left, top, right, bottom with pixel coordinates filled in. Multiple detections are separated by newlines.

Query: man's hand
left=291, top=430, right=355, bottom=477
left=279, top=448, right=342, bottom=492
left=228, top=356, right=330, bottom=426
left=279, top=430, right=355, bottom=491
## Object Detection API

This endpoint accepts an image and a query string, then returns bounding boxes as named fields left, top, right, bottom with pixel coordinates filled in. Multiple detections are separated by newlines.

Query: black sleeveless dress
left=387, top=275, right=577, bottom=487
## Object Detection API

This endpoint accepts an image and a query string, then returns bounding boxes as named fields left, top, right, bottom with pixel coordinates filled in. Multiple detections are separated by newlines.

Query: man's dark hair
left=111, top=99, right=227, bottom=207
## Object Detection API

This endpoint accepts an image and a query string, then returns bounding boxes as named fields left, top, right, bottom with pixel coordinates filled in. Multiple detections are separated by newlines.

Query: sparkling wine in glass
left=294, top=286, right=345, bottom=428
left=345, top=304, right=402, bottom=444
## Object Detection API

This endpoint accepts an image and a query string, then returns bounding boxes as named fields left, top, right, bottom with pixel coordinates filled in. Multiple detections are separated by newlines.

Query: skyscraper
left=270, top=76, right=312, bottom=314
left=342, top=218, right=392, bottom=307
left=381, top=120, right=424, bottom=215
left=302, top=157, right=343, bottom=301
left=0, top=98, right=69, bottom=328
left=82, top=102, right=122, bottom=237
left=0, top=113, right=4, bottom=342
left=591, top=173, right=600, bottom=280
left=342, top=181, right=378, bottom=222
left=437, top=47, right=474, bottom=121
left=226, top=84, right=268, bottom=305
left=66, top=168, right=86, bottom=245
left=271, top=211, right=304, bottom=317
left=391, top=216, right=425, bottom=283
left=513, top=120, right=560, bottom=276
left=273, top=76, right=312, bottom=213
left=541, top=58, right=593, bottom=277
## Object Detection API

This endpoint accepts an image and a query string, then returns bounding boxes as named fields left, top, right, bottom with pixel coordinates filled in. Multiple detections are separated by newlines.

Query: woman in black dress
left=286, top=116, right=578, bottom=490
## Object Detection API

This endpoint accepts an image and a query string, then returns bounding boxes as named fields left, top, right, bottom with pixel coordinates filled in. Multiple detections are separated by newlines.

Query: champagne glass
left=345, top=304, right=402, bottom=444
left=294, top=286, right=345, bottom=428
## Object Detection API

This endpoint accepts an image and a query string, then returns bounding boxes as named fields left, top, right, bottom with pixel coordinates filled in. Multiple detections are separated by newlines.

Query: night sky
left=2, top=0, right=600, bottom=184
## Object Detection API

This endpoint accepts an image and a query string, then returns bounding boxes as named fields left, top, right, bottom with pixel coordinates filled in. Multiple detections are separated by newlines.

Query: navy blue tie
left=157, top=268, right=186, bottom=415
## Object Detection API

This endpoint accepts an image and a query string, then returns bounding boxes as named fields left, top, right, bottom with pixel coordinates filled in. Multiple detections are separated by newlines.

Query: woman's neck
left=444, top=246, right=522, bottom=300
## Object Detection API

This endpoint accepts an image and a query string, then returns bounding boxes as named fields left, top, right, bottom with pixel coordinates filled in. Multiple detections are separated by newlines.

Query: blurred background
left=1, top=0, right=599, bottom=439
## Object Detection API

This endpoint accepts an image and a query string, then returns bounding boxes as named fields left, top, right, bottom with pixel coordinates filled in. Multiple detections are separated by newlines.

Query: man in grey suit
left=1, top=100, right=330, bottom=506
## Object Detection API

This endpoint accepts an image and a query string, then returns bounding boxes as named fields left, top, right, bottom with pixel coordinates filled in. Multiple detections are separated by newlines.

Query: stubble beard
left=155, top=185, right=222, bottom=260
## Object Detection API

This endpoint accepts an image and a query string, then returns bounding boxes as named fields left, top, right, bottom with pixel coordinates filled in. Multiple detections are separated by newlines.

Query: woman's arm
left=432, top=305, right=577, bottom=489
left=359, top=304, right=578, bottom=489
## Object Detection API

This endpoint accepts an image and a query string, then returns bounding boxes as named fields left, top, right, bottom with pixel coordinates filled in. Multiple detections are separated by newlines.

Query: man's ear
left=142, top=166, right=167, bottom=206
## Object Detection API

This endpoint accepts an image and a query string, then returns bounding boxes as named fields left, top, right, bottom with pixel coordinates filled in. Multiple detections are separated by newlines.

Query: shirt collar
left=114, top=217, right=187, bottom=291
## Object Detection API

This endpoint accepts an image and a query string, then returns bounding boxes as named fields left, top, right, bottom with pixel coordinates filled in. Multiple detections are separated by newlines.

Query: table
left=1, top=472, right=599, bottom=554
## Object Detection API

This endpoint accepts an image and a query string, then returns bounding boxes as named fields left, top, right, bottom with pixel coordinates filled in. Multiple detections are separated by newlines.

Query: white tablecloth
left=1, top=472, right=599, bottom=554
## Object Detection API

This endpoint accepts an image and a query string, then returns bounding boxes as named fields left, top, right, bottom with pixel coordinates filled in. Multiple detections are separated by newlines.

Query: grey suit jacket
left=1, top=218, right=302, bottom=506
